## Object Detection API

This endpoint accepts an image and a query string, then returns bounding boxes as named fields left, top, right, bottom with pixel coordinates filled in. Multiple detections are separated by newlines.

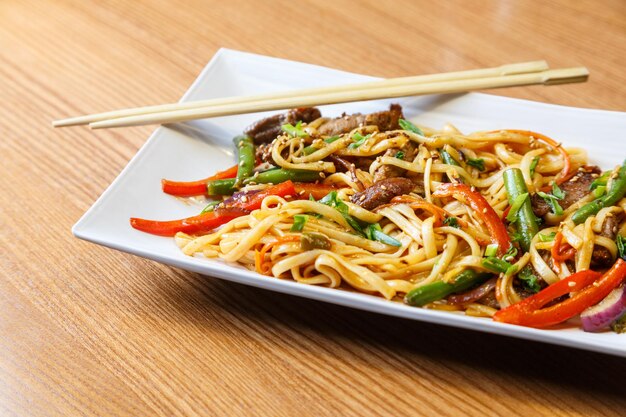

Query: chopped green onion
left=537, top=191, right=564, bottom=215
left=291, top=214, right=308, bottom=232
left=348, top=132, right=371, bottom=149
left=552, top=182, right=566, bottom=199
left=617, top=235, right=626, bottom=260
left=506, top=192, right=529, bottom=222
left=395, top=151, right=405, bottom=159
left=398, top=119, right=424, bottom=135
left=324, top=135, right=340, bottom=144
left=443, top=217, right=459, bottom=228
left=538, top=232, right=556, bottom=242
left=484, top=243, right=499, bottom=257
left=466, top=158, right=485, bottom=171
left=505, top=264, right=519, bottom=276
left=482, top=257, right=512, bottom=274
left=319, top=191, right=364, bottom=234
left=366, top=223, right=401, bottom=247
left=200, top=200, right=221, bottom=213
left=281, top=121, right=307, bottom=138
left=529, top=156, right=540, bottom=177
left=504, top=245, right=518, bottom=260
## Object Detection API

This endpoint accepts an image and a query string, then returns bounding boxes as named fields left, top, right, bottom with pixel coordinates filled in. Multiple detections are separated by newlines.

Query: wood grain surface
left=2, top=0, right=626, bottom=416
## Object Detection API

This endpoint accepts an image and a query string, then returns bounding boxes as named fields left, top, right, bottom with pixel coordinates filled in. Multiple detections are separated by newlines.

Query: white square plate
left=73, top=49, right=626, bottom=356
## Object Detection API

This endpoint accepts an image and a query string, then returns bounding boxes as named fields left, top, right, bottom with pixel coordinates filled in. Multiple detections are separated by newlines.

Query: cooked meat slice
left=373, top=142, right=418, bottom=183
left=255, top=142, right=275, bottom=165
left=351, top=177, right=415, bottom=211
left=531, top=165, right=601, bottom=217
left=244, top=107, right=322, bottom=144
left=591, top=211, right=624, bottom=267
left=317, top=104, right=403, bottom=136
left=478, top=291, right=499, bottom=309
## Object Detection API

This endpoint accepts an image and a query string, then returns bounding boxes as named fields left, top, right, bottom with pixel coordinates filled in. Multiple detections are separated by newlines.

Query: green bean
left=572, top=160, right=626, bottom=225
left=207, top=169, right=324, bottom=195
left=404, top=270, right=491, bottom=307
left=233, top=135, right=255, bottom=188
left=207, top=178, right=238, bottom=195
left=503, top=168, right=539, bottom=252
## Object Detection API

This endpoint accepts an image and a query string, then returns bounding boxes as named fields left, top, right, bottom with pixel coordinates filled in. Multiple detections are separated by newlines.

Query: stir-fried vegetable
left=208, top=169, right=324, bottom=195
left=130, top=211, right=239, bottom=237
left=503, top=168, right=539, bottom=252
left=233, top=135, right=255, bottom=188
left=132, top=181, right=297, bottom=236
left=494, top=259, right=626, bottom=328
left=405, top=269, right=492, bottom=307
left=161, top=164, right=238, bottom=197
left=572, top=160, right=626, bottom=224
left=433, top=183, right=511, bottom=256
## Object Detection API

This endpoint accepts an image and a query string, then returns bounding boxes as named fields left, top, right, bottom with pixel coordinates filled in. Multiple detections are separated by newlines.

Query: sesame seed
left=320, top=173, right=326, bottom=178
left=568, top=281, right=576, bottom=287
left=285, top=195, right=292, bottom=199
left=241, top=196, right=248, bottom=203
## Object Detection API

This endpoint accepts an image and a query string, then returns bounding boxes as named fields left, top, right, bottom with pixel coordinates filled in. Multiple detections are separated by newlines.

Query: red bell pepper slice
left=161, top=164, right=238, bottom=197
left=133, top=181, right=298, bottom=237
left=130, top=211, right=239, bottom=237
left=293, top=182, right=343, bottom=201
left=433, top=183, right=511, bottom=256
left=215, top=180, right=296, bottom=216
left=494, top=259, right=626, bottom=328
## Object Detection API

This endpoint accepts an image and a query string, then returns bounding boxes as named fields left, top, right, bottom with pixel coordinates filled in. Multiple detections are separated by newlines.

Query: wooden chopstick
left=52, top=60, right=549, bottom=127
left=85, top=67, right=588, bottom=130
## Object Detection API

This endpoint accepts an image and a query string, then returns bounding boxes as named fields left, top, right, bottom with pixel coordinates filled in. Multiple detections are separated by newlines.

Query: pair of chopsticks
left=52, top=61, right=588, bottom=129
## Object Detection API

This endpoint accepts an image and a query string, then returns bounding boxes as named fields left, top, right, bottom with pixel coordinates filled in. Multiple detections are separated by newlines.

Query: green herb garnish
left=518, top=266, right=541, bottom=293
left=506, top=192, right=529, bottom=222
left=319, top=191, right=364, bottom=234
left=366, top=223, right=402, bottom=247
left=395, top=151, right=405, bottom=159
left=466, top=158, right=485, bottom=171
left=443, top=217, right=460, bottom=228
left=529, top=156, right=540, bottom=177
left=291, top=214, right=308, bottom=232
left=398, top=119, right=424, bottom=135
left=482, top=257, right=513, bottom=274
left=484, top=244, right=499, bottom=257
left=200, top=200, right=221, bottom=213
left=281, top=121, right=307, bottom=138
left=617, top=235, right=626, bottom=260
left=538, top=232, right=556, bottom=242
left=537, top=191, right=564, bottom=215
left=348, top=132, right=371, bottom=149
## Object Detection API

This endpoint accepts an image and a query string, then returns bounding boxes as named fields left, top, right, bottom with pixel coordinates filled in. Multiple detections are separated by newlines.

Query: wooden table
left=2, top=1, right=626, bottom=415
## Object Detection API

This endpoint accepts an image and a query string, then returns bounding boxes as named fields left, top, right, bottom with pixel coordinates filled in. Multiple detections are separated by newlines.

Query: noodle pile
left=174, top=116, right=625, bottom=316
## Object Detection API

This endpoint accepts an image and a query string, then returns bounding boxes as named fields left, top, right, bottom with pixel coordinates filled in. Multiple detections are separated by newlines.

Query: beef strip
left=317, top=104, right=404, bottom=136
left=531, top=165, right=601, bottom=217
left=373, top=142, right=419, bottom=183
left=244, top=107, right=322, bottom=144
left=351, top=177, right=415, bottom=211
left=591, top=211, right=624, bottom=267
left=255, top=142, right=275, bottom=165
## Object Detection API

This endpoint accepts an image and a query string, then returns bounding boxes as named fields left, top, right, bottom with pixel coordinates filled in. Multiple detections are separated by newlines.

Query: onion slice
left=448, top=278, right=497, bottom=305
left=580, top=285, right=626, bottom=332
